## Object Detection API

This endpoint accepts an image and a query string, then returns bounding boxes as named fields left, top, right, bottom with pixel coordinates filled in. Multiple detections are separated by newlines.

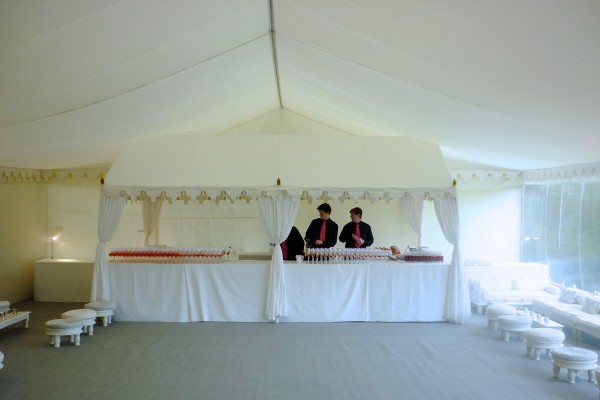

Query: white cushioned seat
left=0, top=301, right=10, bottom=313
left=485, top=303, right=517, bottom=330
left=45, top=319, right=84, bottom=348
left=524, top=328, right=565, bottom=360
left=61, top=309, right=97, bottom=336
left=84, top=301, right=116, bottom=327
left=496, top=315, right=532, bottom=342
left=551, top=347, right=598, bottom=384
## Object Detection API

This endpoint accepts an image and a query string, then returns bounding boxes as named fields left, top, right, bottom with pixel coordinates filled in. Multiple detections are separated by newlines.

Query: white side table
left=0, top=311, right=31, bottom=331
left=532, top=318, right=564, bottom=331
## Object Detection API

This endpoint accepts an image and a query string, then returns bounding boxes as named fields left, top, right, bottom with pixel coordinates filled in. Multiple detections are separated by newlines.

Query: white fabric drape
left=91, top=189, right=126, bottom=301
left=257, top=194, right=300, bottom=321
left=433, top=192, right=470, bottom=323
left=142, top=197, right=163, bottom=247
left=399, top=193, right=424, bottom=247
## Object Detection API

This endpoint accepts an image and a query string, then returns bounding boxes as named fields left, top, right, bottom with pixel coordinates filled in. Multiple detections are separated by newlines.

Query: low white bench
left=0, top=311, right=31, bottom=331
left=466, top=263, right=555, bottom=314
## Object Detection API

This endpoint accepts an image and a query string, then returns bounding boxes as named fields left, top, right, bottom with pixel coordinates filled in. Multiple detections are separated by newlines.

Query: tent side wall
left=0, top=182, right=47, bottom=303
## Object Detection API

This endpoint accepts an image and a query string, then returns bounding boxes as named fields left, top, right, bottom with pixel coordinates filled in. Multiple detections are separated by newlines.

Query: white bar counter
left=108, top=261, right=450, bottom=323
left=34, top=259, right=94, bottom=302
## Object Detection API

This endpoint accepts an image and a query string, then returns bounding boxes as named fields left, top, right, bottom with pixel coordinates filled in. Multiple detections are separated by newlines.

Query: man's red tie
left=355, top=223, right=361, bottom=248
left=319, top=220, right=326, bottom=242
left=281, top=240, right=287, bottom=259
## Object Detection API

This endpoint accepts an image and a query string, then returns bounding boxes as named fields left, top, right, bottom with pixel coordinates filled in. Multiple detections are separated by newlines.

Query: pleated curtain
left=91, top=190, right=126, bottom=302
left=399, top=193, right=424, bottom=247
left=258, top=194, right=300, bottom=321
left=142, top=197, right=163, bottom=247
left=434, top=192, right=469, bottom=323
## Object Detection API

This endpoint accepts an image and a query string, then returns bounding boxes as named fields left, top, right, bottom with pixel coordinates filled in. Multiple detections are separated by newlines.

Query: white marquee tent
left=2, top=1, right=600, bottom=321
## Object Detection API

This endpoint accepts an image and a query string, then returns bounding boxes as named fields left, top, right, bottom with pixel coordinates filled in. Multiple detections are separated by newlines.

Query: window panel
left=523, top=181, right=600, bottom=291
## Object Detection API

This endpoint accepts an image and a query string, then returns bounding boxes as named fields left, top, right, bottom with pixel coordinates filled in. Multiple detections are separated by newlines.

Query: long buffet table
left=108, top=261, right=450, bottom=323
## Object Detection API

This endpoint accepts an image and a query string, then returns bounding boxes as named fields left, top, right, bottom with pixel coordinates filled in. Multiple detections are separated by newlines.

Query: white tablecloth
left=108, top=261, right=450, bottom=322
left=34, top=259, right=94, bottom=302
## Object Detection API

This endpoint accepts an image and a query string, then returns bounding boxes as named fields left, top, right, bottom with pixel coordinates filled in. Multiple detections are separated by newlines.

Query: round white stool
left=84, top=301, right=116, bottom=327
left=0, top=300, right=10, bottom=314
left=497, top=315, right=532, bottom=341
left=45, top=319, right=84, bottom=348
left=61, top=309, right=97, bottom=336
left=485, top=303, right=517, bottom=330
left=524, top=328, right=565, bottom=360
left=551, top=347, right=598, bottom=384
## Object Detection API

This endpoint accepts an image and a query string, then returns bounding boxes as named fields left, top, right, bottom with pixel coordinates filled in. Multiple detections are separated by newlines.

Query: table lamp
left=51, top=235, right=58, bottom=259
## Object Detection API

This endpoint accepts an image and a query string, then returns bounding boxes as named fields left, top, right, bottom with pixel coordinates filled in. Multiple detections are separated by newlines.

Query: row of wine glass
left=304, top=247, right=391, bottom=263
left=109, top=247, right=231, bottom=263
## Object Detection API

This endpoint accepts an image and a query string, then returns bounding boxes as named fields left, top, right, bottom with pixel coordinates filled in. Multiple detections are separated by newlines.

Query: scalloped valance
left=103, top=185, right=457, bottom=204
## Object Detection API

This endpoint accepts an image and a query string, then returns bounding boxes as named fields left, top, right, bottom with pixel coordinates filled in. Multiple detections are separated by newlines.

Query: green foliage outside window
left=522, top=181, right=600, bottom=291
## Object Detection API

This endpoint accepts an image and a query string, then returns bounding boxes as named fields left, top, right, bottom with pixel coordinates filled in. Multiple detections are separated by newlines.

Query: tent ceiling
left=1, top=0, right=599, bottom=171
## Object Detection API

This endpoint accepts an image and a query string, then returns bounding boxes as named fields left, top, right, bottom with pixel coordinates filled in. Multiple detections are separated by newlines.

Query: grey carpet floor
left=1, top=300, right=599, bottom=400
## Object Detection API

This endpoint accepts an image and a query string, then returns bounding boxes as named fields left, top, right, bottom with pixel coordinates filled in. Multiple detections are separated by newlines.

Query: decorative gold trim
left=0, top=167, right=108, bottom=183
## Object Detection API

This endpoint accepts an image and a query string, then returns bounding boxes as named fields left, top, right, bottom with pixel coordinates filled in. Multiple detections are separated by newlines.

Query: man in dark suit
left=280, top=226, right=305, bottom=260
left=304, top=203, right=338, bottom=248
left=338, top=207, right=374, bottom=248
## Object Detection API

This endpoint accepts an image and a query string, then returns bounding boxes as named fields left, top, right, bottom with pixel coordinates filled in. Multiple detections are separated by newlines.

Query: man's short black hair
left=350, top=207, right=362, bottom=217
left=317, top=203, right=332, bottom=214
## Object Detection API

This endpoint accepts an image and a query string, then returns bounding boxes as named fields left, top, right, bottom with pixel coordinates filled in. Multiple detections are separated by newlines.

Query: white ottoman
left=84, top=301, right=116, bottom=327
left=61, top=309, right=97, bottom=336
left=551, top=347, right=598, bottom=384
left=45, top=319, right=84, bottom=348
left=497, top=315, right=532, bottom=342
left=485, top=303, right=517, bottom=330
left=0, top=301, right=9, bottom=313
left=524, top=328, right=565, bottom=360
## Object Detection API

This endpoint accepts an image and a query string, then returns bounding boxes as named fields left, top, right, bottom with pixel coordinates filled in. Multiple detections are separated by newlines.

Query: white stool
left=485, top=303, right=517, bottom=330
left=551, top=347, right=598, bottom=384
left=524, top=328, right=565, bottom=360
left=61, top=309, right=97, bottom=336
left=497, top=315, right=532, bottom=341
left=45, top=319, right=84, bottom=348
left=0, top=301, right=9, bottom=314
left=84, top=301, right=116, bottom=327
